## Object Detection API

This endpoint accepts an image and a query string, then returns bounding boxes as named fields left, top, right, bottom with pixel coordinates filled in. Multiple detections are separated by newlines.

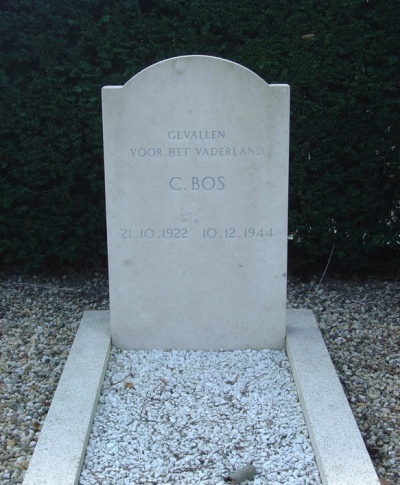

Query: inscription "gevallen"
left=167, top=130, right=225, bottom=140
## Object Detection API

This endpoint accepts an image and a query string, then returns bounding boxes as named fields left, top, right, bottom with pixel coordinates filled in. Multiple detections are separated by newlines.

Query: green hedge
left=0, top=0, right=399, bottom=271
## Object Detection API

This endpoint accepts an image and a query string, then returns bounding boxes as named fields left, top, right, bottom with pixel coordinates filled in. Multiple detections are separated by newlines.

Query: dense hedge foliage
left=0, top=0, right=399, bottom=271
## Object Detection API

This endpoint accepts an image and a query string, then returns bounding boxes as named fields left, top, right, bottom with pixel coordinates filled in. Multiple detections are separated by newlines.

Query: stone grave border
left=22, top=309, right=380, bottom=485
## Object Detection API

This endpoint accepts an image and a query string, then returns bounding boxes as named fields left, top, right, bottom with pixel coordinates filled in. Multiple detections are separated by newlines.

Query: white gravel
left=79, top=348, right=322, bottom=485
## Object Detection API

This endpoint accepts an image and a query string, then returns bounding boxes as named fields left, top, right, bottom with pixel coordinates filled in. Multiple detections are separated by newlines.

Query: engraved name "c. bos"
left=169, top=176, right=225, bottom=191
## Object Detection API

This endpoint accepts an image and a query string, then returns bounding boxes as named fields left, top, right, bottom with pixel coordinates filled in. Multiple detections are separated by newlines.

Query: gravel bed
left=0, top=271, right=398, bottom=484
left=80, top=348, right=321, bottom=485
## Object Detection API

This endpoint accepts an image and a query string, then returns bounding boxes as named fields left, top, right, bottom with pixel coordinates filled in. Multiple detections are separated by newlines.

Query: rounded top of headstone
left=123, top=55, right=276, bottom=89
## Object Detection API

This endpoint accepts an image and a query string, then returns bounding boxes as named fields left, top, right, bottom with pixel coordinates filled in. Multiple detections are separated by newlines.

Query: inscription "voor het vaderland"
left=129, top=129, right=265, bottom=159
left=130, top=146, right=265, bottom=158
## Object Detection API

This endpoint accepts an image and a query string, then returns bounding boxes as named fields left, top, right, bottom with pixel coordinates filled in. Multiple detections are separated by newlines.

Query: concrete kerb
left=286, top=309, right=380, bottom=485
left=22, top=311, right=111, bottom=485
left=23, top=309, right=380, bottom=485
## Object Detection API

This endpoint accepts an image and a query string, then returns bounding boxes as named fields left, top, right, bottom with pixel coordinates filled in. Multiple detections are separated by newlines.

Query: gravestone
left=102, top=55, right=290, bottom=350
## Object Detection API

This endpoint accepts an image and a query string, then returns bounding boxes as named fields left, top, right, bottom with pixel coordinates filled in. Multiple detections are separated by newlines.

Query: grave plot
left=22, top=57, right=380, bottom=485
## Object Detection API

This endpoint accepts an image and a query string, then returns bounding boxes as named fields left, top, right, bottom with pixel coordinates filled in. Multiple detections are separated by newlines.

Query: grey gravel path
left=0, top=271, right=398, bottom=484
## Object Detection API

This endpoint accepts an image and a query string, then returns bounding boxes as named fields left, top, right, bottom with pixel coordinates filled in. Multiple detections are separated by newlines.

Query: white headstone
left=102, top=55, right=290, bottom=350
